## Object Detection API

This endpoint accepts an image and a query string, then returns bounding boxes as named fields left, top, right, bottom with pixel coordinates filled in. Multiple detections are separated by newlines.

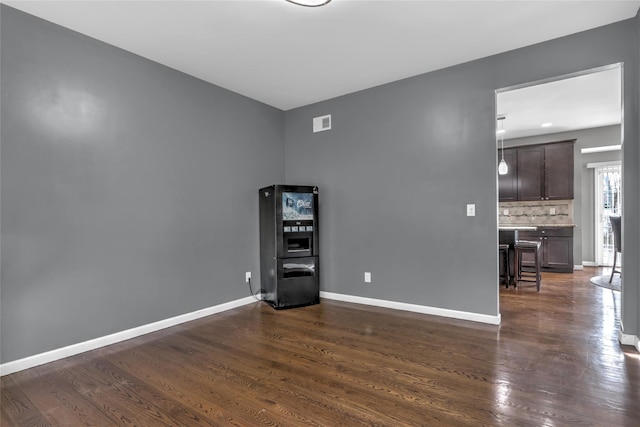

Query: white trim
left=495, top=63, right=622, bottom=94
left=581, top=145, right=621, bottom=155
left=586, top=160, right=621, bottom=169
left=320, top=292, right=501, bottom=325
left=573, top=265, right=584, bottom=270
left=618, top=329, right=640, bottom=353
left=582, top=261, right=597, bottom=267
left=0, top=296, right=257, bottom=376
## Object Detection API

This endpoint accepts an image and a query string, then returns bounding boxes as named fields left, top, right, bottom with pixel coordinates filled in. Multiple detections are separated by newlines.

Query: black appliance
left=259, top=185, right=319, bottom=309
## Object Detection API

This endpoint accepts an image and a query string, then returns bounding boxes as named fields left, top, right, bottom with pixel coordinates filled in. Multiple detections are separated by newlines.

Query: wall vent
left=313, top=114, right=331, bottom=133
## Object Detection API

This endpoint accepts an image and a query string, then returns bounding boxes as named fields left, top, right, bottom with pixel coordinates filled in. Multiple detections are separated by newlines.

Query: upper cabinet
left=499, top=140, right=575, bottom=202
left=516, top=145, right=545, bottom=201
left=543, top=142, right=575, bottom=200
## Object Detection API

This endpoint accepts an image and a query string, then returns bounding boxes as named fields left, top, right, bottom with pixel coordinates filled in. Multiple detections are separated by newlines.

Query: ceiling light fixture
left=541, top=122, right=553, bottom=128
left=497, top=116, right=508, bottom=175
left=285, top=0, right=332, bottom=7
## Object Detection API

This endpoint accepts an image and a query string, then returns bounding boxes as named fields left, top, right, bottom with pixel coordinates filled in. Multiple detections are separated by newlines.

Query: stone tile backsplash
left=499, top=200, right=573, bottom=225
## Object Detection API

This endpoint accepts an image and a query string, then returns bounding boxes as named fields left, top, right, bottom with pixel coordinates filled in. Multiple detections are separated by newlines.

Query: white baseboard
left=0, top=296, right=257, bottom=377
left=573, top=264, right=584, bottom=270
left=619, top=329, right=640, bottom=352
left=320, top=291, right=501, bottom=325
left=581, top=261, right=597, bottom=267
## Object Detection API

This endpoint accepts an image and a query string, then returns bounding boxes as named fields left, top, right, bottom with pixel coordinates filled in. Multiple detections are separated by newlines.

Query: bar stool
left=499, top=243, right=510, bottom=288
left=514, top=240, right=541, bottom=291
left=608, top=216, right=621, bottom=283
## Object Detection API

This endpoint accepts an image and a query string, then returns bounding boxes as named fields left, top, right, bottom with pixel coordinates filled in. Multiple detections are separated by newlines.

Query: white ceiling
left=3, top=0, right=637, bottom=136
left=497, top=66, right=622, bottom=139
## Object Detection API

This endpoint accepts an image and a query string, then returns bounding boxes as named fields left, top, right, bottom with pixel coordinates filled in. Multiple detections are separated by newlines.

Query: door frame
left=495, top=62, right=624, bottom=312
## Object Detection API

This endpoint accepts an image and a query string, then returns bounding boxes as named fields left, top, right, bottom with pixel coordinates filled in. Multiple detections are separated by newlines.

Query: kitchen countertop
left=500, top=224, right=576, bottom=228
left=499, top=226, right=538, bottom=231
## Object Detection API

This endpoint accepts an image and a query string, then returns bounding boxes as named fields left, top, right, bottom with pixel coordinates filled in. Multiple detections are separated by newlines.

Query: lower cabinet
left=518, top=227, right=573, bottom=273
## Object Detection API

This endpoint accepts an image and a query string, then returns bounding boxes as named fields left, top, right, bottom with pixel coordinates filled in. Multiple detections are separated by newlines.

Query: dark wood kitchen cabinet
left=544, top=142, right=575, bottom=200
left=499, top=140, right=575, bottom=201
left=498, top=148, right=518, bottom=201
left=516, top=145, right=544, bottom=201
left=518, top=227, right=573, bottom=273
left=517, top=140, right=575, bottom=201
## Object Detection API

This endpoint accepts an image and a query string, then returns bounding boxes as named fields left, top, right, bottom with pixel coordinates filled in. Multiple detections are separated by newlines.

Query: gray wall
left=284, top=18, right=639, bottom=335
left=285, top=64, right=499, bottom=316
left=504, top=125, right=622, bottom=265
left=635, top=11, right=640, bottom=337
left=2, top=5, right=639, bottom=364
left=0, top=6, right=284, bottom=363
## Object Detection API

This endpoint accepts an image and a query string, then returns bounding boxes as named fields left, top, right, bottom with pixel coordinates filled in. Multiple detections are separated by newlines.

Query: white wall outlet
left=466, top=204, right=476, bottom=217
left=550, top=208, right=556, bottom=215
left=245, top=271, right=251, bottom=283
left=364, top=272, right=372, bottom=283
left=503, top=209, right=509, bottom=216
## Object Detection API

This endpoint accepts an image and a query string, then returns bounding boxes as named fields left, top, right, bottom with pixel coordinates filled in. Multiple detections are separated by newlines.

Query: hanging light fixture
left=497, top=116, right=509, bottom=175
left=285, top=0, right=332, bottom=6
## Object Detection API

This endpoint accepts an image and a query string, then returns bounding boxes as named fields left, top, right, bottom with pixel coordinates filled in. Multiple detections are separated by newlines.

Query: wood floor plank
left=103, top=348, right=249, bottom=426
left=105, top=345, right=326, bottom=426
left=175, top=321, right=500, bottom=425
left=2, top=267, right=639, bottom=426
left=179, top=312, right=491, bottom=424
left=118, top=331, right=380, bottom=426
left=8, top=365, right=114, bottom=426
left=55, top=356, right=215, bottom=427
left=1, top=376, right=51, bottom=427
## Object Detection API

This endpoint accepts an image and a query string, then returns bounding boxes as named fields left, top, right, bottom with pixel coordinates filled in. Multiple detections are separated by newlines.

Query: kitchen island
left=499, top=226, right=538, bottom=286
left=500, top=224, right=576, bottom=275
left=516, top=225, right=575, bottom=272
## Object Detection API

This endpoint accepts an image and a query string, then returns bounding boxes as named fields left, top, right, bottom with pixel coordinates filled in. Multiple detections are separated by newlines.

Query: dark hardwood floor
left=2, top=267, right=639, bottom=426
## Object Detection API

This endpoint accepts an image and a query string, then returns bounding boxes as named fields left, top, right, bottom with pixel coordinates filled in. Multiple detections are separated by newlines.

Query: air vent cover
left=313, top=114, right=331, bottom=133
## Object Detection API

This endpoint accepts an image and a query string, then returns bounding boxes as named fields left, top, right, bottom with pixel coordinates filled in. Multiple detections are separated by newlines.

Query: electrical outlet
left=503, top=209, right=509, bottom=216
left=245, top=271, right=251, bottom=283
left=550, top=208, right=556, bottom=215
left=364, top=272, right=371, bottom=283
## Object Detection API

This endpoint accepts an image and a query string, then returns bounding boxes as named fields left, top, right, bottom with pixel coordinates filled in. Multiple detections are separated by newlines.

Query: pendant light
left=497, top=116, right=508, bottom=175
left=285, top=0, right=332, bottom=6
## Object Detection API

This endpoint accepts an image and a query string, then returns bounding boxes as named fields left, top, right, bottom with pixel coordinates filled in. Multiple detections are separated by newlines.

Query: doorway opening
left=594, top=163, right=622, bottom=267
left=495, top=63, right=624, bottom=315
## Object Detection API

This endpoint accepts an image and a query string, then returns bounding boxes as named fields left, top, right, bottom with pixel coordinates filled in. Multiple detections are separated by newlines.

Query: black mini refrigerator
left=259, top=185, right=319, bottom=309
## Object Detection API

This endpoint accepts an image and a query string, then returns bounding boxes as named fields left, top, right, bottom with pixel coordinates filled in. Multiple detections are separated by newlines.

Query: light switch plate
left=364, top=272, right=371, bottom=283
left=550, top=208, right=556, bottom=215
left=503, top=209, right=509, bottom=216
left=466, top=204, right=476, bottom=216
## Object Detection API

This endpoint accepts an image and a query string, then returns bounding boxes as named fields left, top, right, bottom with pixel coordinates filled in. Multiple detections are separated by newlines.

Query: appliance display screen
left=282, top=192, right=314, bottom=220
